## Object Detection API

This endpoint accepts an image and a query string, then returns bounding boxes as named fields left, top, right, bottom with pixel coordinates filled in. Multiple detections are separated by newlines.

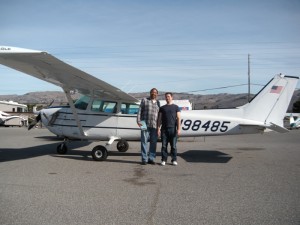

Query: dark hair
left=165, top=92, right=173, bottom=97
left=150, top=88, right=158, bottom=94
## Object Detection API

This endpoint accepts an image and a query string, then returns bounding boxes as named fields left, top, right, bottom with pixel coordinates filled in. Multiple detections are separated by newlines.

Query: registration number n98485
left=181, top=119, right=230, bottom=133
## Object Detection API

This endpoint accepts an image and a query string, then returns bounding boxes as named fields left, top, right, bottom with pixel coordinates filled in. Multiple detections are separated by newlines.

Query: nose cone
left=40, top=108, right=61, bottom=125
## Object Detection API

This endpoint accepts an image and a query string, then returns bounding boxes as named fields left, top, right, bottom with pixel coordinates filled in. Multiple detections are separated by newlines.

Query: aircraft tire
left=92, top=145, right=108, bottom=161
left=117, top=140, right=129, bottom=152
left=57, top=143, right=68, bottom=154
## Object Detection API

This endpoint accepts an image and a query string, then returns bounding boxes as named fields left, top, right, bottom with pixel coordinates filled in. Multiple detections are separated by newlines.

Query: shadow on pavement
left=0, top=141, right=90, bottom=162
left=51, top=149, right=232, bottom=164
left=180, top=150, right=232, bottom=163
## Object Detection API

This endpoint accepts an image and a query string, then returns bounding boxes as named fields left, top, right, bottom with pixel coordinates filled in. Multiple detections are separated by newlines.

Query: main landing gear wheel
left=117, top=140, right=129, bottom=152
left=91, top=145, right=108, bottom=161
left=57, top=143, right=68, bottom=154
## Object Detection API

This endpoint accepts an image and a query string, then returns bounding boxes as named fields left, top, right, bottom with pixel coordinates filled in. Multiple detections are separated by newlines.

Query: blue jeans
left=161, top=127, right=178, bottom=162
left=141, top=127, right=158, bottom=162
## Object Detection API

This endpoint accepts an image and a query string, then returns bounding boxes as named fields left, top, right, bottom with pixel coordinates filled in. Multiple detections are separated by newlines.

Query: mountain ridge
left=0, top=90, right=299, bottom=111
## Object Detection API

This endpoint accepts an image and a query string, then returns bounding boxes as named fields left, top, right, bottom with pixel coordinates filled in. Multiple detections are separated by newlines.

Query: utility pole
left=248, top=54, right=250, bottom=102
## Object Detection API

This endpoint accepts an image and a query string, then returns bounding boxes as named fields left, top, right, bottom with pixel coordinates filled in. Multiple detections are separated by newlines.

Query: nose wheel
left=57, top=143, right=68, bottom=154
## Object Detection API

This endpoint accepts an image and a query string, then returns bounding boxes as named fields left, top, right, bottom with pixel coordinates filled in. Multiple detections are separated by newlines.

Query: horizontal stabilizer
left=239, top=122, right=289, bottom=133
left=267, top=122, right=289, bottom=133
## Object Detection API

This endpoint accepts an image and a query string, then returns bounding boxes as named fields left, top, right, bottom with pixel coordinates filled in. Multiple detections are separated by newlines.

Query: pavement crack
left=146, top=184, right=161, bottom=225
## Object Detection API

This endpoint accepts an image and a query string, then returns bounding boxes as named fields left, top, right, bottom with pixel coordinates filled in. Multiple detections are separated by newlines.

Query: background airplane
left=0, top=111, right=27, bottom=127
left=0, top=46, right=298, bottom=161
left=289, top=114, right=300, bottom=129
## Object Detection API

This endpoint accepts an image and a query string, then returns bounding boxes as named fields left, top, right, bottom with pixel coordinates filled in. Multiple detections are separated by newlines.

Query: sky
left=1, top=0, right=300, bottom=95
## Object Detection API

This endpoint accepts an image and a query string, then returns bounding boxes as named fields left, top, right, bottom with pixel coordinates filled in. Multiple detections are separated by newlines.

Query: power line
left=179, top=83, right=265, bottom=93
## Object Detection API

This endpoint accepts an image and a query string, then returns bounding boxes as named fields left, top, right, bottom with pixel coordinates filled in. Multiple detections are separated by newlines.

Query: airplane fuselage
left=40, top=103, right=265, bottom=141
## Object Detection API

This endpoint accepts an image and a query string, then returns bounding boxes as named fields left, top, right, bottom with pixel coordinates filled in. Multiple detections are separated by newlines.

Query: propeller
left=28, top=113, right=41, bottom=130
left=28, top=99, right=55, bottom=130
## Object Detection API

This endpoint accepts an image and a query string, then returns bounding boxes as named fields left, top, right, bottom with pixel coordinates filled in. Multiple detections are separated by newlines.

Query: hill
left=0, top=90, right=299, bottom=111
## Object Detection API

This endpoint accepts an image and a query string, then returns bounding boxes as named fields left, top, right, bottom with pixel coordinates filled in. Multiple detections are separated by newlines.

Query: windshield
left=74, top=95, right=90, bottom=110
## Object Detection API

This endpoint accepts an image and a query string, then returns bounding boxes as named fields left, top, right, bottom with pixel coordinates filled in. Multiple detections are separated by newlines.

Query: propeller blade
left=48, top=99, right=54, bottom=108
left=28, top=113, right=41, bottom=130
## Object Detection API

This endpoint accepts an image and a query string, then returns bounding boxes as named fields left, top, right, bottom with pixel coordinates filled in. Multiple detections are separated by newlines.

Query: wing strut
left=63, top=88, right=85, bottom=137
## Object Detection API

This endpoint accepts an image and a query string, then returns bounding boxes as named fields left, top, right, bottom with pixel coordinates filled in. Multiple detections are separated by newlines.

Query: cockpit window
left=121, top=103, right=139, bottom=114
left=91, top=100, right=117, bottom=113
left=74, top=96, right=90, bottom=110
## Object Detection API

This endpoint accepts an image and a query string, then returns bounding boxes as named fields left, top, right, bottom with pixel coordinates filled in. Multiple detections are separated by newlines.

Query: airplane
left=0, top=110, right=27, bottom=127
left=0, top=46, right=299, bottom=161
left=289, top=114, right=300, bottom=129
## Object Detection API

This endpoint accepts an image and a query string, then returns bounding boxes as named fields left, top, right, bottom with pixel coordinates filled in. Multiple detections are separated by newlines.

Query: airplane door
left=85, top=100, right=118, bottom=139
left=117, top=103, right=140, bottom=140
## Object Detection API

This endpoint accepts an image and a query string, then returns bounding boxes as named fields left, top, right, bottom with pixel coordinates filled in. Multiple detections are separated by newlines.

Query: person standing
left=137, top=88, right=160, bottom=165
left=157, top=92, right=181, bottom=166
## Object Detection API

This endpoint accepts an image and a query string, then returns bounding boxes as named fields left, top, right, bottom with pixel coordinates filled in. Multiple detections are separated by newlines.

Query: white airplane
left=0, top=46, right=299, bottom=161
left=289, top=114, right=300, bottom=129
left=0, top=110, right=26, bottom=126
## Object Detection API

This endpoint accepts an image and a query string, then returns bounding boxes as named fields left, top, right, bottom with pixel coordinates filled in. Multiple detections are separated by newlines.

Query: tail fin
left=242, top=74, right=299, bottom=127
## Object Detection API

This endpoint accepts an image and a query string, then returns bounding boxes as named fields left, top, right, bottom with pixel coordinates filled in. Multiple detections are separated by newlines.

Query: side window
left=102, top=102, right=117, bottom=113
left=121, top=103, right=139, bottom=114
left=91, top=100, right=117, bottom=113
left=91, top=100, right=102, bottom=112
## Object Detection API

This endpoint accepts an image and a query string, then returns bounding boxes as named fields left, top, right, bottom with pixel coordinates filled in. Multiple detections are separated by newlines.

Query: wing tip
left=0, top=46, right=44, bottom=54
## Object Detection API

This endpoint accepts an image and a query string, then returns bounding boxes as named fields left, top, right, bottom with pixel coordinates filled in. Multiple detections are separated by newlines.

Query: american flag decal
left=270, top=85, right=283, bottom=94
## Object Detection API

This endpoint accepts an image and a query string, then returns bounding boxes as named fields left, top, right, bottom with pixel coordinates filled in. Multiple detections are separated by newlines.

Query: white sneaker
left=161, top=161, right=166, bottom=166
left=172, top=161, right=178, bottom=166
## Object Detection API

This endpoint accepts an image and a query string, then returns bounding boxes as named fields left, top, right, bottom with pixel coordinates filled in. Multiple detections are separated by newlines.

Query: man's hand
left=157, top=128, right=161, bottom=137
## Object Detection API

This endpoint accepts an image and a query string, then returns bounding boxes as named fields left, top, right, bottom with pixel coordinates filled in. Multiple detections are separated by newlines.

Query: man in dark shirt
left=157, top=92, right=181, bottom=166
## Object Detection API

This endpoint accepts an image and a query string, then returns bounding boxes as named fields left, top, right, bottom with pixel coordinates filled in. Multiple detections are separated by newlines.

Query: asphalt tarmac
left=0, top=127, right=299, bottom=225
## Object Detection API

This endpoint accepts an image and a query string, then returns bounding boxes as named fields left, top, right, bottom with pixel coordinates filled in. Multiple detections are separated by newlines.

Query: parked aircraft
left=289, top=114, right=300, bottom=129
left=0, top=111, right=27, bottom=126
left=0, top=46, right=298, bottom=161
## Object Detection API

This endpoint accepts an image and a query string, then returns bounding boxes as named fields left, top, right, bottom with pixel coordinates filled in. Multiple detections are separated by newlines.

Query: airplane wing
left=0, top=46, right=138, bottom=102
